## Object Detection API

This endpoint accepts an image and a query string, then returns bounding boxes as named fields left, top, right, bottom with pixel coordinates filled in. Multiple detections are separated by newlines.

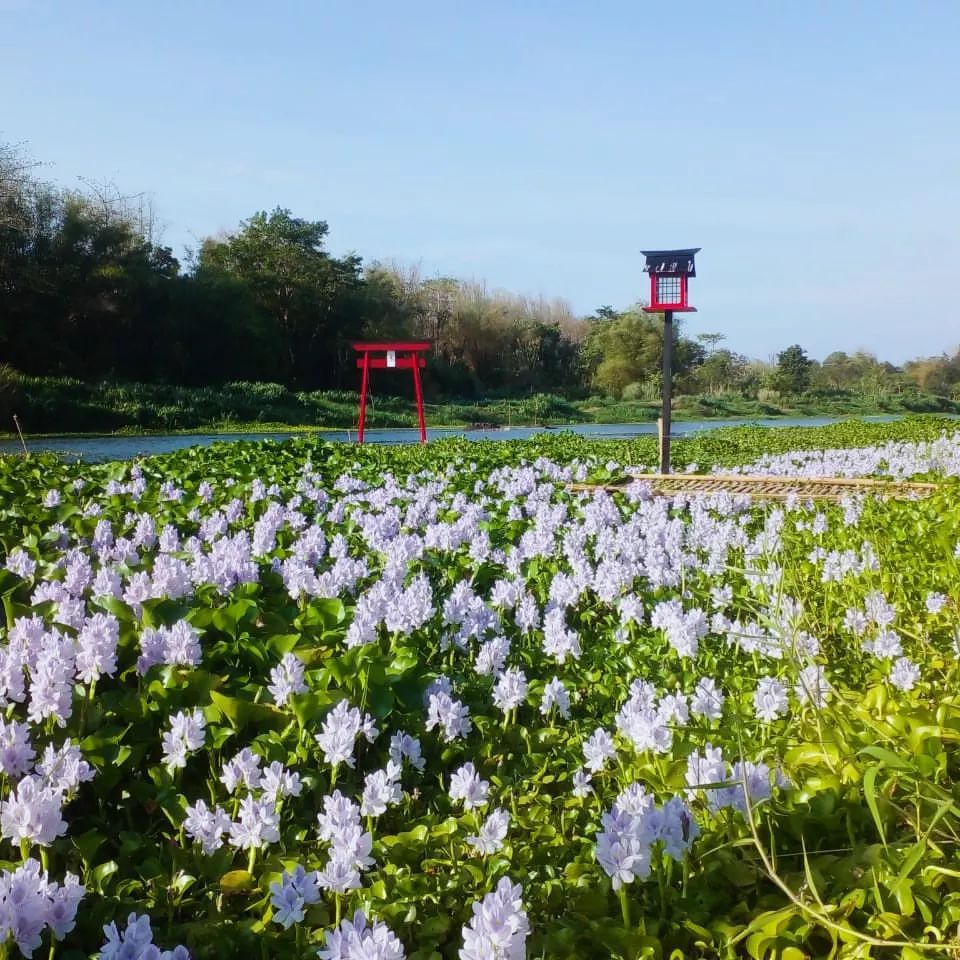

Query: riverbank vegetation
left=2, top=368, right=959, bottom=436
left=4, top=140, right=960, bottom=436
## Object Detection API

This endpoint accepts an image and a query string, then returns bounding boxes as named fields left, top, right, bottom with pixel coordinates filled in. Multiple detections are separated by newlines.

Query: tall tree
left=198, top=208, right=363, bottom=387
left=774, top=344, right=814, bottom=394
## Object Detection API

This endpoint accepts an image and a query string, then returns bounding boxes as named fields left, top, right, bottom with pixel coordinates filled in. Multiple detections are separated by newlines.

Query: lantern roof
left=641, top=248, right=700, bottom=277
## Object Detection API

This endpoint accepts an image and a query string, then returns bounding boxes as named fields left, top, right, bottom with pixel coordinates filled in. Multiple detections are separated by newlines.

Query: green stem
left=334, top=891, right=342, bottom=926
left=247, top=845, right=257, bottom=874
left=618, top=885, right=631, bottom=928
left=19, top=838, right=30, bottom=864
left=657, top=857, right=668, bottom=920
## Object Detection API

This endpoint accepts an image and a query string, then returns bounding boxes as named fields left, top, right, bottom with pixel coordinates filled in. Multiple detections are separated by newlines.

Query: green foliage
left=197, top=208, right=363, bottom=387
left=774, top=345, right=814, bottom=395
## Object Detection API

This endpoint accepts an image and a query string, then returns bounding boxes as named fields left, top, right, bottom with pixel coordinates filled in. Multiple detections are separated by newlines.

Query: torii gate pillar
left=350, top=341, right=431, bottom=444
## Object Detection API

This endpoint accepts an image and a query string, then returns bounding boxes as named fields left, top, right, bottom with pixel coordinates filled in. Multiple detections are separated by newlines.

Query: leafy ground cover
left=1, top=421, right=960, bottom=957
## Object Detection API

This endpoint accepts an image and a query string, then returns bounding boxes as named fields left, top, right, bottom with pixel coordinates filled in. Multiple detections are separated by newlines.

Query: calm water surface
left=0, top=416, right=908, bottom=463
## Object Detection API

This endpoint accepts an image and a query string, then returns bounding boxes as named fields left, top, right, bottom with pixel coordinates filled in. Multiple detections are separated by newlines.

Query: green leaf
left=73, top=830, right=106, bottom=866
left=92, top=861, right=119, bottom=894
left=862, top=764, right=887, bottom=848
left=220, top=870, right=255, bottom=895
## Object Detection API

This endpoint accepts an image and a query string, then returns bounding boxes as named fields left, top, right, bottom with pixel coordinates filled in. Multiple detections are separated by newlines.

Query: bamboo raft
left=569, top=473, right=939, bottom=503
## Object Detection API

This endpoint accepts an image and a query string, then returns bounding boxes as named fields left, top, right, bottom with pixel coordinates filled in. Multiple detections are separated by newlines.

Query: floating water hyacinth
left=448, top=762, right=490, bottom=811
left=0, top=424, right=958, bottom=954
left=539, top=676, right=570, bottom=718
left=267, top=652, right=308, bottom=706
left=315, top=700, right=379, bottom=770
left=466, top=808, right=510, bottom=855
left=183, top=798, right=231, bottom=854
left=269, top=865, right=321, bottom=929
left=582, top=727, right=617, bottom=772
left=161, top=709, right=206, bottom=771
left=317, top=908, right=405, bottom=959
left=459, top=878, right=528, bottom=960
left=0, top=859, right=83, bottom=956
left=99, top=912, right=189, bottom=959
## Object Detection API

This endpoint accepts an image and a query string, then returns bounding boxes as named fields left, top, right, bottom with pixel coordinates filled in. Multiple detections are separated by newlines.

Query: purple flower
left=539, top=677, right=570, bottom=718
left=425, top=691, right=472, bottom=742
left=890, top=656, right=921, bottom=691
left=162, top=709, right=206, bottom=771
left=474, top=636, right=510, bottom=677
left=360, top=764, right=403, bottom=817
left=926, top=591, right=948, bottom=614
left=220, top=748, right=263, bottom=794
left=27, top=631, right=76, bottom=728
left=100, top=912, right=190, bottom=960
left=316, top=790, right=360, bottom=843
left=388, top=732, right=425, bottom=772
left=75, top=613, right=119, bottom=684
left=466, top=809, right=510, bottom=855
left=260, top=761, right=301, bottom=803
left=35, top=740, right=94, bottom=796
left=315, top=700, right=378, bottom=769
left=228, top=796, right=280, bottom=850
left=269, top=865, right=321, bottom=929
left=583, top=728, right=616, bottom=772
left=183, top=799, right=231, bottom=855
left=753, top=677, right=788, bottom=723
left=0, top=775, right=67, bottom=846
left=449, top=762, right=489, bottom=811
left=690, top=676, right=725, bottom=721
left=0, top=716, right=35, bottom=779
left=267, top=653, right=308, bottom=706
left=572, top=768, right=593, bottom=797
left=5, top=549, right=37, bottom=580
left=492, top=668, right=528, bottom=714
left=318, top=909, right=406, bottom=960
left=542, top=609, right=581, bottom=664
left=459, top=878, right=528, bottom=960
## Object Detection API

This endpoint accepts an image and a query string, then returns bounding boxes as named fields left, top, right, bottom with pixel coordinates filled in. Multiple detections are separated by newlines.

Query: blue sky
left=2, top=0, right=958, bottom=363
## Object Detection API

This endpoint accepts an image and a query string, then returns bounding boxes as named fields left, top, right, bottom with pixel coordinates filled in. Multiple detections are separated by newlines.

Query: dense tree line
left=3, top=141, right=960, bottom=402
left=0, top=143, right=596, bottom=396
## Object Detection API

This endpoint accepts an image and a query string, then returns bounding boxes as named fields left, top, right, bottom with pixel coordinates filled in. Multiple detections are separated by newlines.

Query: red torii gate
left=351, top=341, right=431, bottom=444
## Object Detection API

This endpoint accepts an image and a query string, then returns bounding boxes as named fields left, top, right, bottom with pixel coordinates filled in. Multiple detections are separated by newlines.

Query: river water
left=0, top=416, right=908, bottom=463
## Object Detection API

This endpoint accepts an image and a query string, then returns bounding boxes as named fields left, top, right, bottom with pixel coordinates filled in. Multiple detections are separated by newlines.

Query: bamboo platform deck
left=569, top=473, right=939, bottom=503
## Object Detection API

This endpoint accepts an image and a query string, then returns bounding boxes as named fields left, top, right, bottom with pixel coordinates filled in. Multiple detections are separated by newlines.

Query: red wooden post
left=411, top=352, right=426, bottom=444
left=357, top=349, right=371, bottom=444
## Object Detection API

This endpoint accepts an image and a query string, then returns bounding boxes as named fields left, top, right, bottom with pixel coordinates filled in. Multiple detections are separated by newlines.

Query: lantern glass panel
left=656, top=275, right=682, bottom=305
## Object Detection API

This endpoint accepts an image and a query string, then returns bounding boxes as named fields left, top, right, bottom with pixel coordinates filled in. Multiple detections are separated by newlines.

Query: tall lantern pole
left=660, top=308, right=674, bottom=474
left=641, top=248, right=700, bottom=475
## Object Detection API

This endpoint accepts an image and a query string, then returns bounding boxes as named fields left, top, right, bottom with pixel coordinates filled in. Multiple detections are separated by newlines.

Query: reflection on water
left=0, top=416, right=907, bottom=463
